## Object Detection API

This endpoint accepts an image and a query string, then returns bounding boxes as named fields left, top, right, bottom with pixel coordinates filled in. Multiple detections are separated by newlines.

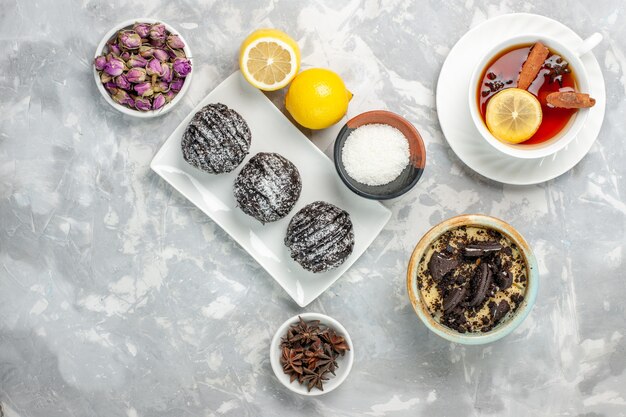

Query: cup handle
left=576, top=32, right=603, bottom=57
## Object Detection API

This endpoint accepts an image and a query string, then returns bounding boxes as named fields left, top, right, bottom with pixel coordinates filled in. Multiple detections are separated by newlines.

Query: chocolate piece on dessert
left=428, top=251, right=460, bottom=281
left=546, top=91, right=596, bottom=109
left=284, top=201, right=354, bottom=273
left=234, top=152, right=302, bottom=224
left=467, top=262, right=492, bottom=307
left=442, top=285, right=467, bottom=312
left=490, top=300, right=511, bottom=324
left=181, top=103, right=251, bottom=174
left=495, top=266, right=513, bottom=289
left=462, top=241, right=503, bottom=257
left=517, top=42, right=550, bottom=90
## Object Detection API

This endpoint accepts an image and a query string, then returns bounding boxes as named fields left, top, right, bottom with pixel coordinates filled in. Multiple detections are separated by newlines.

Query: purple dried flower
left=127, top=54, right=147, bottom=68
left=170, top=78, right=184, bottom=92
left=120, top=51, right=131, bottom=61
left=126, top=67, right=147, bottom=83
left=114, top=74, right=131, bottom=90
left=153, top=81, right=170, bottom=93
left=112, top=88, right=133, bottom=106
left=166, top=34, right=185, bottom=49
left=146, top=59, right=164, bottom=77
left=134, top=96, right=151, bottom=111
left=107, top=42, right=121, bottom=56
left=152, top=93, right=166, bottom=110
left=153, top=48, right=169, bottom=61
left=104, top=82, right=117, bottom=93
left=104, top=54, right=125, bottom=76
left=161, top=63, right=173, bottom=83
left=134, top=81, right=154, bottom=97
left=149, top=23, right=166, bottom=42
left=94, top=55, right=106, bottom=71
left=118, top=30, right=142, bottom=50
left=164, top=90, right=175, bottom=102
left=139, top=45, right=154, bottom=58
left=173, top=57, right=192, bottom=77
left=133, top=22, right=150, bottom=39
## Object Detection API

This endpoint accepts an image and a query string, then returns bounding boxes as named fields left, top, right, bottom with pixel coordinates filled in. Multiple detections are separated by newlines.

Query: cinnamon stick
left=546, top=92, right=596, bottom=109
left=517, top=42, right=550, bottom=90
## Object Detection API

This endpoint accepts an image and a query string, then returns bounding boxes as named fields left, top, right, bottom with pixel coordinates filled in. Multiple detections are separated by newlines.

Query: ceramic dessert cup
left=334, top=110, right=426, bottom=200
left=406, top=214, right=538, bottom=345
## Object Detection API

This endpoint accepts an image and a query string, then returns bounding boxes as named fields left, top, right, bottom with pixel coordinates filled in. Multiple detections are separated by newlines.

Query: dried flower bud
left=134, top=96, right=151, bottom=111
left=149, top=23, right=166, bottom=42
left=146, top=59, right=164, bottom=77
left=94, top=55, right=106, bottom=71
left=126, top=67, right=147, bottom=83
left=127, top=54, right=147, bottom=68
left=133, top=22, right=150, bottom=39
left=153, top=81, right=170, bottom=93
left=107, top=42, right=121, bottom=56
left=120, top=51, right=131, bottom=61
left=173, top=57, right=192, bottom=77
left=104, top=54, right=125, bottom=76
left=100, top=71, right=112, bottom=84
left=161, top=63, right=173, bottom=83
left=134, top=81, right=154, bottom=97
left=166, top=34, right=185, bottom=49
left=139, top=45, right=154, bottom=58
left=164, top=90, right=175, bottom=102
left=153, top=48, right=169, bottom=61
left=104, top=82, right=117, bottom=94
left=114, top=74, right=131, bottom=90
left=152, top=93, right=166, bottom=110
left=118, top=30, right=142, bottom=50
left=170, top=78, right=184, bottom=92
left=112, top=88, right=133, bottom=106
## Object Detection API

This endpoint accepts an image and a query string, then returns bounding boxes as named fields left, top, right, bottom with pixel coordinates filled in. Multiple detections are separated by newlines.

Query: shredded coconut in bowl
left=341, top=123, right=410, bottom=186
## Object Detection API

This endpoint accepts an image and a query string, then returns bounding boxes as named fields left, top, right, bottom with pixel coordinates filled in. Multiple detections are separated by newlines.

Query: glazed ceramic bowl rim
left=93, top=18, right=193, bottom=118
left=269, top=312, right=354, bottom=396
left=333, top=110, right=426, bottom=200
left=468, top=33, right=591, bottom=159
left=406, top=214, right=539, bottom=345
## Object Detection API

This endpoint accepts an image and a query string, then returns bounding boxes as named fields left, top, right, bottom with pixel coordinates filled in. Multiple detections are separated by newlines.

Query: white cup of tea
left=468, top=33, right=602, bottom=159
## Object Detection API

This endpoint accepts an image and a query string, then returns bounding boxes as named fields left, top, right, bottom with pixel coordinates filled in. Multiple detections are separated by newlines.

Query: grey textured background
left=1, top=1, right=625, bottom=416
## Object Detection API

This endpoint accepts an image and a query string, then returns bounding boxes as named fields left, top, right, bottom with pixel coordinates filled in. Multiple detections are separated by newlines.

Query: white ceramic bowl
left=269, top=313, right=354, bottom=396
left=468, top=33, right=601, bottom=159
left=93, top=18, right=193, bottom=118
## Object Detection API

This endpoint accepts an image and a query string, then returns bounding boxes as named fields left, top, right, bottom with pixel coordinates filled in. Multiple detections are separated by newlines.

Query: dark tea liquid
left=477, top=44, right=577, bottom=145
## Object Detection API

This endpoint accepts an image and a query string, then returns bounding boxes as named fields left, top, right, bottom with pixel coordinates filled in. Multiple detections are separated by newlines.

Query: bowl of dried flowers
left=270, top=313, right=354, bottom=396
left=93, top=18, right=193, bottom=117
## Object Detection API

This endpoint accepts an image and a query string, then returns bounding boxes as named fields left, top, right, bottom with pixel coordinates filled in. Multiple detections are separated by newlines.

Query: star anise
left=301, top=367, right=329, bottom=392
left=278, top=316, right=350, bottom=392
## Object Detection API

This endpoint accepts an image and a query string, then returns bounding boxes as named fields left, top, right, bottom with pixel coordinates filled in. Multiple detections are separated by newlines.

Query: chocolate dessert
left=181, top=103, right=251, bottom=174
left=416, top=226, right=527, bottom=333
left=234, top=152, right=302, bottom=223
left=284, top=201, right=354, bottom=273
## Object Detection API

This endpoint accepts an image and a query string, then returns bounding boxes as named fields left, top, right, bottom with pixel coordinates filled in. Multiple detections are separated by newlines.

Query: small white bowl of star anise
left=270, top=313, right=354, bottom=396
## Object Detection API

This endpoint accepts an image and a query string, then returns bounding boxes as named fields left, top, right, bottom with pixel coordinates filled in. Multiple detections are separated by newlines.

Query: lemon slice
left=239, top=29, right=300, bottom=91
left=486, top=88, right=543, bottom=144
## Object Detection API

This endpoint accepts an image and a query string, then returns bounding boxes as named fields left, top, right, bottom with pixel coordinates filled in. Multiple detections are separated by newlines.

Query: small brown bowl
left=334, top=110, right=426, bottom=200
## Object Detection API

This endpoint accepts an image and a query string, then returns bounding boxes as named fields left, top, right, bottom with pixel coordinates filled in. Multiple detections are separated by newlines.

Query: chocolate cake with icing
left=234, top=152, right=302, bottom=223
left=181, top=103, right=251, bottom=174
left=284, top=201, right=354, bottom=273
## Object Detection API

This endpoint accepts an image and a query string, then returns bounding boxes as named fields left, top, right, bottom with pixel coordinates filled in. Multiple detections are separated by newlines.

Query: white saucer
left=436, top=13, right=606, bottom=185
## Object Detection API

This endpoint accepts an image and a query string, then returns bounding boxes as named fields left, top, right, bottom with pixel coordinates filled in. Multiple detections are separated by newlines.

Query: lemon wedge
left=486, top=88, right=543, bottom=144
left=239, top=29, right=300, bottom=91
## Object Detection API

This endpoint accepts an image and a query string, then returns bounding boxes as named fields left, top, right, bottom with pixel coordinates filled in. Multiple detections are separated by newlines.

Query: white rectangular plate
left=151, top=71, right=391, bottom=307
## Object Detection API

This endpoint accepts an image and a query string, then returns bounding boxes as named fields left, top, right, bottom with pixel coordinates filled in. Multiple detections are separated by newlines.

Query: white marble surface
left=1, top=1, right=625, bottom=416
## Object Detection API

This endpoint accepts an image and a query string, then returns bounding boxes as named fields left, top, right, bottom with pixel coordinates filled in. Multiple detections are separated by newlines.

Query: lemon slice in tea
left=239, top=29, right=300, bottom=91
left=486, top=88, right=543, bottom=144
